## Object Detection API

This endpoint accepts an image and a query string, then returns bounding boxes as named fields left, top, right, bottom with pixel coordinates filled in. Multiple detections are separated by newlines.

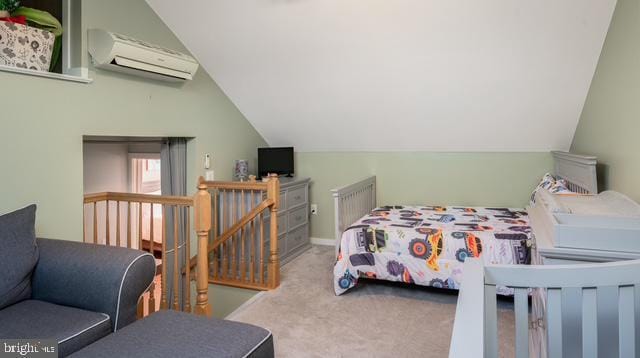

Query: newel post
left=267, top=175, right=281, bottom=289
left=194, top=177, right=212, bottom=317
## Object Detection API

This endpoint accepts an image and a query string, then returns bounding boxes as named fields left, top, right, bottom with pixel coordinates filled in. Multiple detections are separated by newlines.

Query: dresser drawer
left=288, top=205, right=308, bottom=230
left=287, top=186, right=307, bottom=209
left=287, top=224, right=309, bottom=252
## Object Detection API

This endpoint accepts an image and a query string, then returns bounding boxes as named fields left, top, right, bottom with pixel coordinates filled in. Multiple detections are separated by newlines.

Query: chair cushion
left=69, top=310, right=274, bottom=358
left=0, top=205, right=38, bottom=310
left=0, top=300, right=111, bottom=357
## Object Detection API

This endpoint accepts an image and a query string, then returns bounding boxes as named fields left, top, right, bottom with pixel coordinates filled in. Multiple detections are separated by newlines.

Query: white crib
left=449, top=258, right=640, bottom=358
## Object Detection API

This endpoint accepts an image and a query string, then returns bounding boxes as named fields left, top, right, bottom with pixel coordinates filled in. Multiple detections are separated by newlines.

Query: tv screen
left=258, top=147, right=294, bottom=177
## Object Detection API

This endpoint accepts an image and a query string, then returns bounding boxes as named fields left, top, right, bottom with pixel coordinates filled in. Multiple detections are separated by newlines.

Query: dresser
left=265, top=177, right=311, bottom=265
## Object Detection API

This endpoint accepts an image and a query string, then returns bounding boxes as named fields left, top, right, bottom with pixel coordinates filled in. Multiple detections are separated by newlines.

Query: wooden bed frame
left=331, top=151, right=598, bottom=243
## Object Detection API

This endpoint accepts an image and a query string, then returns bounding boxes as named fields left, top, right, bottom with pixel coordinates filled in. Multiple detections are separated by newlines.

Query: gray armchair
left=0, top=238, right=155, bottom=356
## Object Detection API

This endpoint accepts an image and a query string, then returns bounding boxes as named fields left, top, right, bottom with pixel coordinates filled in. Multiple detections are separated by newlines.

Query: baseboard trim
left=225, top=291, right=267, bottom=320
left=310, top=237, right=335, bottom=246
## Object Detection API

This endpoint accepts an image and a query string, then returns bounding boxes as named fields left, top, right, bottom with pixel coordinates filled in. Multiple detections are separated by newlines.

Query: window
left=131, top=156, right=161, bottom=195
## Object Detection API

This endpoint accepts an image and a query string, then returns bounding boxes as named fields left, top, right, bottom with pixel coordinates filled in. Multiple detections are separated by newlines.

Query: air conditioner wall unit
left=88, top=29, right=199, bottom=82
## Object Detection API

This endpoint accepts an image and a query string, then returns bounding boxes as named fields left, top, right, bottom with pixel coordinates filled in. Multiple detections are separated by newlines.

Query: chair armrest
left=449, top=258, right=485, bottom=358
left=31, top=238, right=156, bottom=331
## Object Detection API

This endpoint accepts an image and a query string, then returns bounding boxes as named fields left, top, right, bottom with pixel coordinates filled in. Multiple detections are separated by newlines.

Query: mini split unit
left=88, top=29, right=199, bottom=82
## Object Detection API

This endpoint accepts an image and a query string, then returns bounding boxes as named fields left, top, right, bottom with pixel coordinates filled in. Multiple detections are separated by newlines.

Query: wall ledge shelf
left=0, top=64, right=93, bottom=84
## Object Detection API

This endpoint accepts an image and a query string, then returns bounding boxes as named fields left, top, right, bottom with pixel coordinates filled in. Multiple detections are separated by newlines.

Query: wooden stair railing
left=83, top=191, right=212, bottom=318
left=187, top=175, right=281, bottom=291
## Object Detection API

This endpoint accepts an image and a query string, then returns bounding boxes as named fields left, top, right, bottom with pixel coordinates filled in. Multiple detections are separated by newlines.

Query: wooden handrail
left=187, top=175, right=281, bottom=290
left=84, top=192, right=194, bottom=206
left=199, top=180, right=269, bottom=191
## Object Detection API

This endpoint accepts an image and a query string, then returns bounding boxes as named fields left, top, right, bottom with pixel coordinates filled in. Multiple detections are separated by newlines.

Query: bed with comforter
left=334, top=205, right=532, bottom=295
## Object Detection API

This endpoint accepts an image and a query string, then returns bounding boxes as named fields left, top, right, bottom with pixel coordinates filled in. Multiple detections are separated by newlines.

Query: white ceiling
left=147, top=0, right=616, bottom=152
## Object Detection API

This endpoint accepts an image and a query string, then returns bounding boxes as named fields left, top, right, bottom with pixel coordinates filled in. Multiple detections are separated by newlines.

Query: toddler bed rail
left=331, top=176, right=376, bottom=243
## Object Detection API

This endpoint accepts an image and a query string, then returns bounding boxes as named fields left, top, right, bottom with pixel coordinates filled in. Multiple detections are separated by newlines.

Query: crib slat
left=619, top=285, right=635, bottom=358
left=514, top=287, right=529, bottom=358
left=484, top=284, right=498, bottom=358
left=582, top=287, right=598, bottom=358
left=547, top=288, right=563, bottom=358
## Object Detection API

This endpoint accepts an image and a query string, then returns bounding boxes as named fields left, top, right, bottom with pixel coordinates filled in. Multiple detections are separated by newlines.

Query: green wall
left=0, top=0, right=264, bottom=318
left=0, top=0, right=267, bottom=240
left=571, top=0, right=639, bottom=200
left=296, top=152, right=552, bottom=239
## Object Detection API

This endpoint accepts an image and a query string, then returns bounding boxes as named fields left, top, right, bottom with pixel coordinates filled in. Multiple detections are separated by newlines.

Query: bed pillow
left=0, top=204, right=39, bottom=310
left=530, top=173, right=557, bottom=205
left=530, top=173, right=575, bottom=205
left=548, top=178, right=572, bottom=194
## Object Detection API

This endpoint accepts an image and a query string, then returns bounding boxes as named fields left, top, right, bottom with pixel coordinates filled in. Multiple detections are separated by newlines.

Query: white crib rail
left=450, top=258, right=640, bottom=358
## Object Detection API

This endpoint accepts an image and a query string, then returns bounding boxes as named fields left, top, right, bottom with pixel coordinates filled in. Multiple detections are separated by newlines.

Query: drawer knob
left=296, top=216, right=302, bottom=221
left=295, top=195, right=301, bottom=200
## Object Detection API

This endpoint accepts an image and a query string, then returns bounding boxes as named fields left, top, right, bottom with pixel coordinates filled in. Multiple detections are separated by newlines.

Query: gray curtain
left=160, top=138, right=188, bottom=310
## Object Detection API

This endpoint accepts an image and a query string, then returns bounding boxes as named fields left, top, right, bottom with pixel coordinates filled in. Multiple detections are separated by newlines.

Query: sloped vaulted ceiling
left=147, top=0, right=616, bottom=152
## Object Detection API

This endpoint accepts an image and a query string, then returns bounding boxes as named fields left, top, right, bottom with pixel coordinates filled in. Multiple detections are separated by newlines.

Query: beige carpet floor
left=230, top=246, right=515, bottom=358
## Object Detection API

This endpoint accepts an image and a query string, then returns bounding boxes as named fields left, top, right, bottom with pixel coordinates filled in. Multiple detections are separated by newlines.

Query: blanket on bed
left=334, top=205, right=532, bottom=295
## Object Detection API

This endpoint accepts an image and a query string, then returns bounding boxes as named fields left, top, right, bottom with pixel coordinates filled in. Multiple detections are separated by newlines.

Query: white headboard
left=551, top=151, right=598, bottom=194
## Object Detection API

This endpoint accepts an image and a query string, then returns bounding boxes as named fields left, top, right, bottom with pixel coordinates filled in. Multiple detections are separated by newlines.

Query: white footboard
left=331, top=176, right=377, bottom=244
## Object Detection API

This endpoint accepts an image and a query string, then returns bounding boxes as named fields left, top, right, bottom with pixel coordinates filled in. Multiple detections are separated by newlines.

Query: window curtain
left=160, top=138, right=188, bottom=310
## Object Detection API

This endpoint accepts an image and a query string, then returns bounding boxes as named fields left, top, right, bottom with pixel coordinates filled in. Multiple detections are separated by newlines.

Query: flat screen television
left=258, top=147, right=294, bottom=177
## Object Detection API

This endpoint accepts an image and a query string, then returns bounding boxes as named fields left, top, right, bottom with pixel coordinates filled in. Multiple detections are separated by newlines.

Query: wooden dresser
left=266, top=177, right=311, bottom=265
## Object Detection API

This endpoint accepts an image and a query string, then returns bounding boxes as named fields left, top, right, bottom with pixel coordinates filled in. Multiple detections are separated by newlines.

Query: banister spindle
left=127, top=202, right=132, bottom=248
left=160, top=205, right=168, bottom=310
left=194, top=179, right=212, bottom=317
left=250, top=190, right=256, bottom=284
left=173, top=208, right=179, bottom=310
left=148, top=203, right=156, bottom=314
left=184, top=209, right=192, bottom=313
left=93, top=202, right=98, bottom=244
left=116, top=201, right=121, bottom=247
left=267, top=176, right=280, bottom=289
left=105, top=200, right=110, bottom=245
left=240, top=190, right=246, bottom=282
left=259, top=211, right=265, bottom=284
